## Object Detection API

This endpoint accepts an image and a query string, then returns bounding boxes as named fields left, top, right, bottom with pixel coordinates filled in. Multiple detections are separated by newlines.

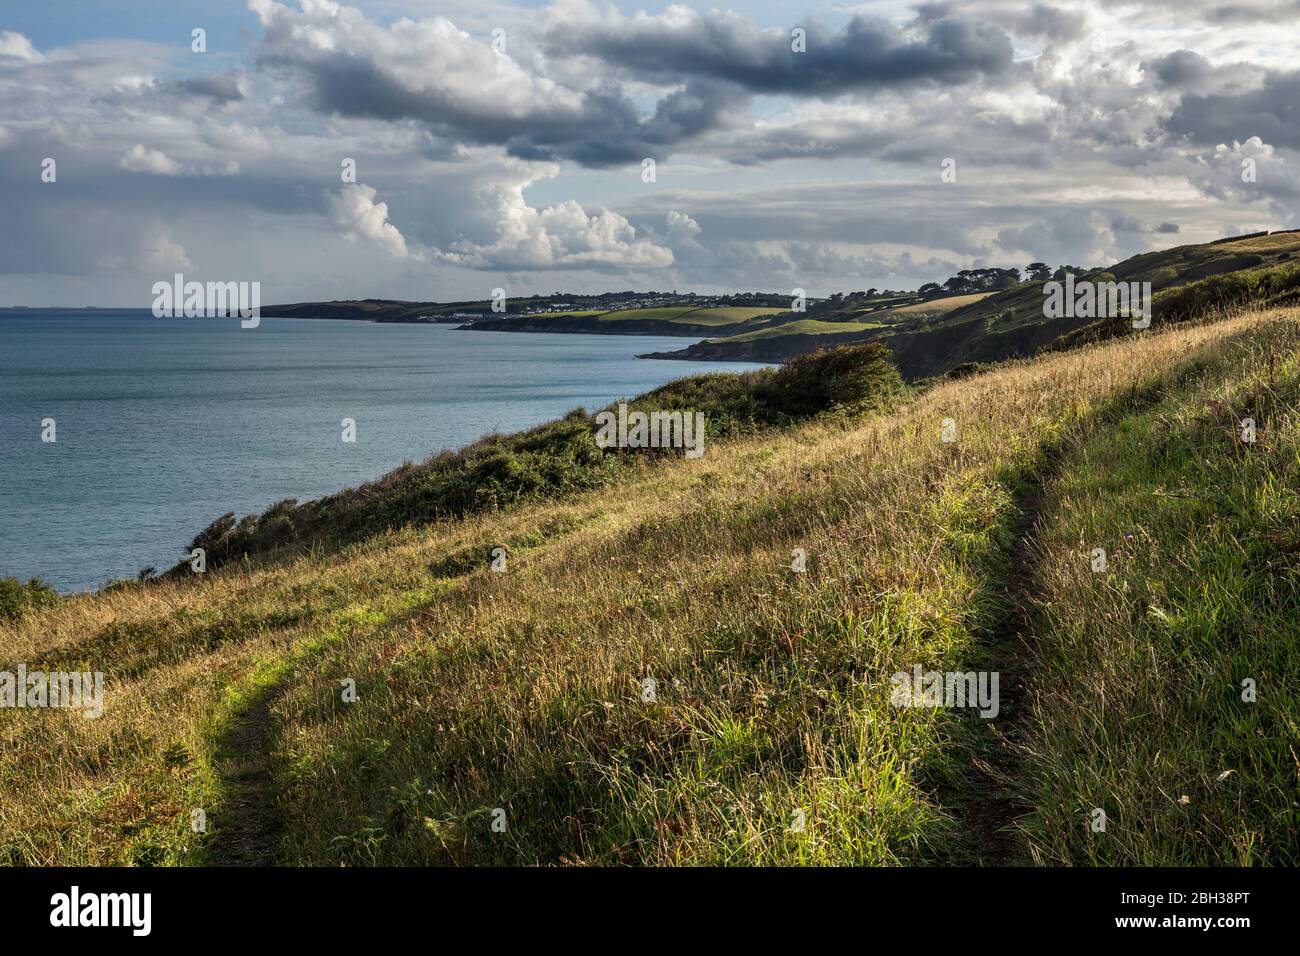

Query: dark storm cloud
left=917, top=2, right=1085, bottom=42
left=1147, top=50, right=1214, bottom=87
left=251, top=2, right=1012, bottom=169
left=501, top=80, right=750, bottom=167
left=549, top=13, right=1015, bottom=95
left=170, top=72, right=248, bottom=103
left=266, top=41, right=745, bottom=166
left=1201, top=0, right=1300, bottom=23
left=1165, top=70, right=1300, bottom=148
left=251, top=3, right=748, bottom=168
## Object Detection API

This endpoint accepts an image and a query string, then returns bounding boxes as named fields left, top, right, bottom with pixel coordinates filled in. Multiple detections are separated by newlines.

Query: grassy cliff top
left=4, top=304, right=1298, bottom=866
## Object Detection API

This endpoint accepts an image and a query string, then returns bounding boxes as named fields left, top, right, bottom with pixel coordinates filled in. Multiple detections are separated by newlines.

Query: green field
left=671, top=307, right=787, bottom=325
left=585, top=306, right=787, bottom=326
left=710, top=318, right=881, bottom=343
left=596, top=307, right=698, bottom=322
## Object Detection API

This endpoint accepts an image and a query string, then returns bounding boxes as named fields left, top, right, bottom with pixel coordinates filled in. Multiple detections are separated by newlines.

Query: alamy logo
left=1042, top=274, right=1151, bottom=329
left=1, top=666, right=103, bottom=718
left=50, top=886, right=151, bottom=936
left=594, top=403, right=706, bottom=459
left=890, top=665, right=999, bottom=718
left=151, top=273, right=260, bottom=328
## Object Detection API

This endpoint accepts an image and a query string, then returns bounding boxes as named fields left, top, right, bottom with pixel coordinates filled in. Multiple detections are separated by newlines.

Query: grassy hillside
left=713, top=318, right=884, bottom=343
left=458, top=305, right=793, bottom=337
left=3, top=305, right=1296, bottom=866
left=652, top=231, right=1300, bottom=376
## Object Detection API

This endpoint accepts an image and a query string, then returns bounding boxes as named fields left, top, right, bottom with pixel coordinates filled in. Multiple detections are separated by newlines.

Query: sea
left=0, top=310, right=768, bottom=592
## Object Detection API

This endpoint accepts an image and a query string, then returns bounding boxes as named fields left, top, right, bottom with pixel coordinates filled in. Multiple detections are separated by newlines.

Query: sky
left=1, top=0, right=1297, bottom=306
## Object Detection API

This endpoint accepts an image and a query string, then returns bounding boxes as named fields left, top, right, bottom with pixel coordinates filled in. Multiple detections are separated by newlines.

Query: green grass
left=710, top=319, right=882, bottom=344
left=596, top=307, right=698, bottom=322
left=590, top=307, right=785, bottom=326
left=2, top=310, right=1298, bottom=866
left=1017, top=316, right=1300, bottom=864
left=670, top=307, right=787, bottom=325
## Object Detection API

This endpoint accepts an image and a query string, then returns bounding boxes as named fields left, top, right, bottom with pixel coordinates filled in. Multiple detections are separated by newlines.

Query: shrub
left=758, top=342, right=905, bottom=418
left=1155, top=262, right=1300, bottom=323
left=0, top=577, right=59, bottom=623
left=1149, top=266, right=1179, bottom=289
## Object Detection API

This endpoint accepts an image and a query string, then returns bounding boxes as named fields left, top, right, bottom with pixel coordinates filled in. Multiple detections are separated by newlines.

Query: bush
left=1149, top=266, right=1179, bottom=290
left=0, top=577, right=59, bottom=623
left=1155, top=262, right=1300, bottom=324
left=759, top=342, right=905, bottom=418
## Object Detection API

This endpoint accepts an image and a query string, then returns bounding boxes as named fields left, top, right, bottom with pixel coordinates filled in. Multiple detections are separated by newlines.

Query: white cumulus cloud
left=433, top=163, right=673, bottom=270
left=327, top=183, right=413, bottom=259
left=119, top=144, right=184, bottom=175
left=0, top=31, right=41, bottom=61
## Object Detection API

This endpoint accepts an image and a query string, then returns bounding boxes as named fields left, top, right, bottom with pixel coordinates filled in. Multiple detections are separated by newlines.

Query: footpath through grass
left=1018, top=315, right=1300, bottom=864
left=259, top=315, right=1290, bottom=865
left=2, top=310, right=1296, bottom=866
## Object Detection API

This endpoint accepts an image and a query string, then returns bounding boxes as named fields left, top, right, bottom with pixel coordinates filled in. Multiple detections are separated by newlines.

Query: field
left=3, top=304, right=1297, bottom=866
left=884, top=293, right=993, bottom=315
left=595, top=307, right=698, bottom=322
left=711, top=318, right=882, bottom=343
left=671, top=307, right=788, bottom=325
left=587, top=306, right=787, bottom=327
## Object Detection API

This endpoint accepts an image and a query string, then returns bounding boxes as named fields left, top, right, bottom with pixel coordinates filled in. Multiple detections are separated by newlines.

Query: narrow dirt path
left=961, top=462, right=1056, bottom=865
left=209, top=686, right=288, bottom=866
left=956, top=450, right=1055, bottom=868
left=959, top=375, right=1185, bottom=864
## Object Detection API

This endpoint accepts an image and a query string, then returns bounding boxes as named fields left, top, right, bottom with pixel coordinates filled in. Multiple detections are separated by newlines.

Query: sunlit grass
left=2, top=309, right=1296, bottom=866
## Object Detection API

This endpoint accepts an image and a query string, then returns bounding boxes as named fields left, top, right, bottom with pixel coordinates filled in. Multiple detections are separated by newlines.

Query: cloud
left=544, top=3, right=1016, bottom=95
left=1165, top=69, right=1300, bottom=149
left=0, top=31, right=41, bottom=61
left=119, top=144, right=184, bottom=175
left=4, top=0, right=1300, bottom=304
left=248, top=0, right=1013, bottom=168
left=657, top=210, right=903, bottom=289
left=136, top=228, right=192, bottom=272
left=1147, top=50, right=1215, bottom=88
left=327, top=183, right=413, bottom=259
left=429, top=161, right=673, bottom=270
left=250, top=0, right=640, bottom=165
left=119, top=144, right=241, bottom=177
left=172, top=71, right=248, bottom=103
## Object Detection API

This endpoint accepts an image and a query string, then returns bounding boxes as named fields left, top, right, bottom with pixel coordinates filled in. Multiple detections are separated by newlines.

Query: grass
left=2, top=309, right=1297, bottom=866
left=710, top=319, right=883, bottom=344
left=589, top=306, right=785, bottom=327
left=596, top=307, right=698, bottom=322
left=886, top=293, right=993, bottom=315
left=670, top=307, right=787, bottom=325
left=1017, top=315, right=1300, bottom=864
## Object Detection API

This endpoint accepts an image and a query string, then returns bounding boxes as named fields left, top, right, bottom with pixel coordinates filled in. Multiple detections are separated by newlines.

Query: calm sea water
left=0, top=311, right=766, bottom=592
